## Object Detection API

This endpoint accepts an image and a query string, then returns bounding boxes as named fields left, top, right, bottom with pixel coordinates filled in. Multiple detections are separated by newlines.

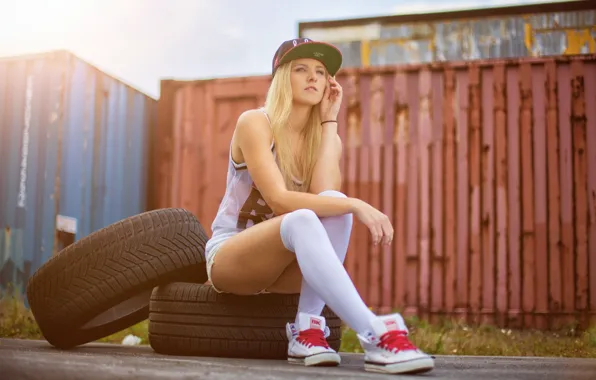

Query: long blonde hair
left=264, top=62, right=323, bottom=192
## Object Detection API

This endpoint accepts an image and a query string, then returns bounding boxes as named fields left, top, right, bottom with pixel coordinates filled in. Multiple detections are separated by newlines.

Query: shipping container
left=298, top=0, right=596, bottom=68
left=152, top=54, right=596, bottom=330
left=150, top=76, right=271, bottom=223
left=0, top=50, right=157, bottom=298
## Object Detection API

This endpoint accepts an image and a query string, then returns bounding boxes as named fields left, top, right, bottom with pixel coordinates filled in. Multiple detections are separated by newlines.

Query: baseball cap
left=272, top=38, right=343, bottom=77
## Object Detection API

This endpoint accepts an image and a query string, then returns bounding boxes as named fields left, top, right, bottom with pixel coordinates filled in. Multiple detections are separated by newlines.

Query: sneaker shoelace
left=378, top=330, right=416, bottom=353
left=297, top=329, right=330, bottom=349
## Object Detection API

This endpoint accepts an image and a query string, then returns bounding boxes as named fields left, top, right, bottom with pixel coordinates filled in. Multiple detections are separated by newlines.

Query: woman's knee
left=280, top=209, right=323, bottom=250
left=282, top=209, right=320, bottom=229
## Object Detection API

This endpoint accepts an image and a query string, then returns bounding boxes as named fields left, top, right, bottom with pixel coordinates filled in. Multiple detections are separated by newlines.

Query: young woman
left=204, top=38, right=434, bottom=375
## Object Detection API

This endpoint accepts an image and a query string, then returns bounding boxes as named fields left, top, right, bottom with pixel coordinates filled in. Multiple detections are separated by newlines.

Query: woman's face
left=290, top=58, right=328, bottom=106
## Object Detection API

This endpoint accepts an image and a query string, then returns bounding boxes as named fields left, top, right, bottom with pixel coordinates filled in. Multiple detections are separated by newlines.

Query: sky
left=0, top=0, right=558, bottom=98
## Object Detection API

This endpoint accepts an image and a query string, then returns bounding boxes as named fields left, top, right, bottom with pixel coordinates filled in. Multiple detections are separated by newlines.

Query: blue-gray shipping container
left=0, top=50, right=157, bottom=298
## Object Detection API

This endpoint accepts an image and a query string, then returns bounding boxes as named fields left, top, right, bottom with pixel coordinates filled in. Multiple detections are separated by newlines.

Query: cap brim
left=277, top=42, right=342, bottom=76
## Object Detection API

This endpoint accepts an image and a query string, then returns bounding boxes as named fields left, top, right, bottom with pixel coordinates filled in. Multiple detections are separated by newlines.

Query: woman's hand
left=350, top=198, right=394, bottom=246
left=320, top=76, right=343, bottom=121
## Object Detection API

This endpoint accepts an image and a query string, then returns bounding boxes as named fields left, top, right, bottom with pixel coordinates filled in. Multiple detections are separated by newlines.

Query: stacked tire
left=26, top=208, right=342, bottom=359
left=147, top=282, right=342, bottom=359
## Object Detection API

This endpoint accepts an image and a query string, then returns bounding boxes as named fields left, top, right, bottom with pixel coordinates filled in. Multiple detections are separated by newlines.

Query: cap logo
left=310, top=317, right=322, bottom=329
left=384, top=320, right=398, bottom=331
left=313, top=52, right=324, bottom=57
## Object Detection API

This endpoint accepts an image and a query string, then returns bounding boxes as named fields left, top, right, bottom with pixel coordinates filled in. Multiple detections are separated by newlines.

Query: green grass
left=0, top=287, right=150, bottom=345
left=339, top=317, right=596, bottom=358
left=0, top=289, right=43, bottom=340
left=2, top=289, right=595, bottom=357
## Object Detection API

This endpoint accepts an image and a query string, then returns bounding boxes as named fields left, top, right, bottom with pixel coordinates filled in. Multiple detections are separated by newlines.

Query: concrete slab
left=0, top=338, right=595, bottom=379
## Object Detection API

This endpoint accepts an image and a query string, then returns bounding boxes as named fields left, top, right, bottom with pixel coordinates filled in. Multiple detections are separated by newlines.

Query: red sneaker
left=286, top=312, right=340, bottom=366
left=358, top=314, right=434, bottom=374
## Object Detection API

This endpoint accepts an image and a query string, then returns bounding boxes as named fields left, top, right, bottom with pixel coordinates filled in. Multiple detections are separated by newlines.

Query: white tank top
left=205, top=108, right=276, bottom=256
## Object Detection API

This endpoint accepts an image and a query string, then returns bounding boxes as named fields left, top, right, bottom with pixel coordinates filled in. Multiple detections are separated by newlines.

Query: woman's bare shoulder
left=235, top=108, right=272, bottom=143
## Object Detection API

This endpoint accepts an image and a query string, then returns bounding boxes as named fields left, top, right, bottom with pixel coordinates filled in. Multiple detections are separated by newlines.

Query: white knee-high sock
left=281, top=208, right=377, bottom=336
left=296, top=190, right=353, bottom=320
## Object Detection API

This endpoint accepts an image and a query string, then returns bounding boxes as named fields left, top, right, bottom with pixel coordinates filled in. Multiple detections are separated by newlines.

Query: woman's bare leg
left=211, top=208, right=375, bottom=332
left=267, top=260, right=302, bottom=293
left=239, top=189, right=353, bottom=295
left=211, top=190, right=353, bottom=294
left=209, top=215, right=297, bottom=295
left=210, top=207, right=433, bottom=373
left=209, top=191, right=352, bottom=295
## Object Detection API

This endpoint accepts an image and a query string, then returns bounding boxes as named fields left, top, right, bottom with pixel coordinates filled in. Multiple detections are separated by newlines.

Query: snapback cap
left=272, top=38, right=343, bottom=77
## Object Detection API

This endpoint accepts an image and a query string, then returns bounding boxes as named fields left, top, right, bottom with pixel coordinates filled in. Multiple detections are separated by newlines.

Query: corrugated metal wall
left=150, top=77, right=270, bottom=226
left=337, top=56, right=596, bottom=330
left=0, top=50, right=157, bottom=297
left=299, top=1, right=596, bottom=67
left=152, top=55, right=596, bottom=330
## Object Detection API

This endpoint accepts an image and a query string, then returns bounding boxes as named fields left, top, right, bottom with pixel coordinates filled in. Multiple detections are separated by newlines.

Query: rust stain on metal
left=357, top=150, right=371, bottom=302
left=405, top=72, right=420, bottom=317
left=455, top=69, right=470, bottom=320
left=493, top=63, right=508, bottom=327
left=506, top=64, right=521, bottom=327
left=340, top=72, right=360, bottom=282
left=545, top=60, right=562, bottom=318
left=354, top=76, right=369, bottom=301
left=430, top=70, right=444, bottom=321
left=531, top=63, right=549, bottom=330
left=583, top=61, right=596, bottom=314
left=443, top=68, right=457, bottom=314
left=520, top=62, right=536, bottom=329
left=367, top=74, right=383, bottom=308
left=468, top=64, right=482, bottom=322
left=571, top=60, right=589, bottom=317
left=481, top=65, right=495, bottom=325
left=392, top=71, right=408, bottom=310
left=369, top=75, right=385, bottom=147
left=393, top=72, right=409, bottom=145
left=381, top=76, right=395, bottom=314
left=170, top=88, right=184, bottom=207
left=418, top=68, right=432, bottom=317
left=345, top=73, right=362, bottom=148
left=557, top=63, right=576, bottom=326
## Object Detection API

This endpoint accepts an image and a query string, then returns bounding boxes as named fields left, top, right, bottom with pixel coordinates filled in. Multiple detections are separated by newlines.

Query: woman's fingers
left=355, top=201, right=394, bottom=246
left=367, top=214, right=393, bottom=246
left=369, top=224, right=380, bottom=245
left=381, top=220, right=394, bottom=246
left=328, top=77, right=342, bottom=98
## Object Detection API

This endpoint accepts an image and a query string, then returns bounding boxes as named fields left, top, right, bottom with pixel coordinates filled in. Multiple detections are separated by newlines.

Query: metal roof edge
left=0, top=49, right=157, bottom=101
left=298, top=0, right=595, bottom=36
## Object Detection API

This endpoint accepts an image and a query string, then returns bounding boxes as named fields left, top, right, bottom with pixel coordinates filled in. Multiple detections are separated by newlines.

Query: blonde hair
left=264, top=62, right=323, bottom=192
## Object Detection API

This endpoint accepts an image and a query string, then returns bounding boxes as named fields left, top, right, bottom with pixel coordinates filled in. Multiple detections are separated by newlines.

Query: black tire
left=148, top=282, right=343, bottom=359
left=26, top=208, right=208, bottom=349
